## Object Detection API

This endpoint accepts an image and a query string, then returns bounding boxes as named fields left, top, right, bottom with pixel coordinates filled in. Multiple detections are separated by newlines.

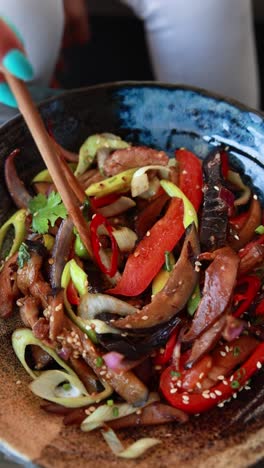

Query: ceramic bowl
left=0, top=82, right=264, bottom=468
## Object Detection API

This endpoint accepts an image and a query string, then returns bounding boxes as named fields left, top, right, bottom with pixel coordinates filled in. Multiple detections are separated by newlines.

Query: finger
left=0, top=18, right=33, bottom=81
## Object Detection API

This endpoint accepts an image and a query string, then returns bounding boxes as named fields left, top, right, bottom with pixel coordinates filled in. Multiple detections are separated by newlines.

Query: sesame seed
left=89, top=406, right=96, bottom=412
left=214, top=185, right=220, bottom=191
left=245, top=386, right=251, bottom=390
left=16, top=380, right=22, bottom=385
left=155, top=365, right=162, bottom=371
left=253, top=194, right=258, bottom=200
left=210, top=392, right=216, bottom=399
left=257, top=361, right=262, bottom=369
left=134, top=252, right=140, bottom=258
left=182, top=400, right=189, bottom=405
left=234, top=234, right=240, bottom=240
left=142, top=315, right=149, bottom=321
left=159, top=348, right=165, bottom=354
left=85, top=409, right=91, bottom=415
left=48, top=258, right=54, bottom=265
left=182, top=169, right=188, bottom=175
left=217, top=375, right=225, bottom=380
left=100, top=370, right=107, bottom=376
left=182, top=395, right=190, bottom=401
left=170, top=388, right=177, bottom=394
left=55, top=304, right=63, bottom=311
left=146, top=231, right=150, bottom=237
left=215, top=390, right=222, bottom=396
left=217, top=402, right=224, bottom=408
left=202, top=392, right=210, bottom=399
left=199, top=372, right=204, bottom=379
left=125, top=324, right=132, bottom=328
left=136, top=409, right=142, bottom=415
left=230, top=375, right=234, bottom=382
left=176, top=380, right=182, bottom=388
left=220, top=351, right=226, bottom=357
left=225, top=346, right=230, bottom=353
left=223, top=380, right=228, bottom=386
left=233, top=393, right=237, bottom=399
left=196, top=382, right=202, bottom=389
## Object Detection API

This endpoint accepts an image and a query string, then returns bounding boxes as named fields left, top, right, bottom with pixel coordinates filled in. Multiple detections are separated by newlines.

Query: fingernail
left=0, top=82, right=17, bottom=107
left=3, top=49, right=33, bottom=81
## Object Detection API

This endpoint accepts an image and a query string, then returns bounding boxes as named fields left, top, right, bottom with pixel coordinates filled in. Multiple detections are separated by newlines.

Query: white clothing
left=0, top=0, right=260, bottom=125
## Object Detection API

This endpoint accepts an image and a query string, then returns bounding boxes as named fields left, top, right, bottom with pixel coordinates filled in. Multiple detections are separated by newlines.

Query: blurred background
left=56, top=0, right=264, bottom=108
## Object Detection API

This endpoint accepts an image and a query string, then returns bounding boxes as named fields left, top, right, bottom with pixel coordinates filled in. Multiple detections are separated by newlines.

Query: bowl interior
left=0, top=82, right=264, bottom=468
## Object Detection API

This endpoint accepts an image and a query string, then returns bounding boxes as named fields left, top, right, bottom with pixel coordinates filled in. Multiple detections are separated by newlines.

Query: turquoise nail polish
left=3, top=49, right=33, bottom=81
left=0, top=82, right=17, bottom=108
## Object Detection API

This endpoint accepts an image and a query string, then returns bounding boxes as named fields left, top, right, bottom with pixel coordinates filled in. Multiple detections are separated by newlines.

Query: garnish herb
left=96, top=356, right=104, bottom=368
left=112, top=407, right=119, bottom=417
left=231, top=380, right=240, bottom=389
left=233, top=346, right=241, bottom=357
left=28, top=191, right=67, bottom=234
left=62, top=382, right=71, bottom=391
left=107, top=399, right=114, bottom=407
left=164, top=251, right=173, bottom=272
left=17, top=242, right=30, bottom=269
left=170, top=370, right=181, bottom=378
left=255, top=225, right=264, bottom=235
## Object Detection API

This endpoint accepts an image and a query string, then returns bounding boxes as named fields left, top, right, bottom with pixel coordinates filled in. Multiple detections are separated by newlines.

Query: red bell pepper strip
left=90, top=213, right=118, bottom=277
left=153, top=328, right=179, bottom=366
left=67, top=279, right=80, bottom=306
left=233, top=275, right=261, bottom=318
left=175, top=148, right=203, bottom=211
left=160, top=342, right=264, bottom=414
left=91, top=193, right=120, bottom=209
left=108, top=150, right=203, bottom=297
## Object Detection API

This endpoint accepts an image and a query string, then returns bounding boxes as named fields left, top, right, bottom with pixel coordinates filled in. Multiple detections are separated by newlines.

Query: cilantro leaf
left=17, top=242, right=30, bottom=269
left=255, top=225, right=264, bottom=235
left=28, top=191, right=67, bottom=234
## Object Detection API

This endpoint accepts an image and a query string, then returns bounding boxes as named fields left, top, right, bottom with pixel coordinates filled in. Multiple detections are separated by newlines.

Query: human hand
left=0, top=17, right=33, bottom=107
left=63, top=0, right=90, bottom=46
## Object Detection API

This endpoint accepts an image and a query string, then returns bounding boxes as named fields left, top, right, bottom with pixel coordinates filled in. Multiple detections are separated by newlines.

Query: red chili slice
left=233, top=275, right=261, bottom=318
left=160, top=342, right=264, bottom=414
left=66, top=279, right=80, bottom=306
left=90, top=213, right=118, bottom=277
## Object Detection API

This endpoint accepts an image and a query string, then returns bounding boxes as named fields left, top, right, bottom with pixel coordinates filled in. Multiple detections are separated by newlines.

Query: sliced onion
left=30, top=369, right=112, bottom=408
left=97, top=147, right=111, bottom=174
left=78, top=293, right=137, bottom=320
left=12, top=328, right=76, bottom=380
left=131, top=165, right=171, bottom=198
left=112, top=227, right=138, bottom=252
left=139, top=176, right=161, bottom=199
left=101, top=427, right=161, bottom=459
left=98, top=197, right=136, bottom=217
left=103, top=351, right=124, bottom=370
left=98, top=225, right=138, bottom=253
left=81, top=392, right=159, bottom=432
left=227, top=170, right=251, bottom=206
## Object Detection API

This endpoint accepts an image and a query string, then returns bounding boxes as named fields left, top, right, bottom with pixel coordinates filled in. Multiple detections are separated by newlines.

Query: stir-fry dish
left=1, top=133, right=264, bottom=458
